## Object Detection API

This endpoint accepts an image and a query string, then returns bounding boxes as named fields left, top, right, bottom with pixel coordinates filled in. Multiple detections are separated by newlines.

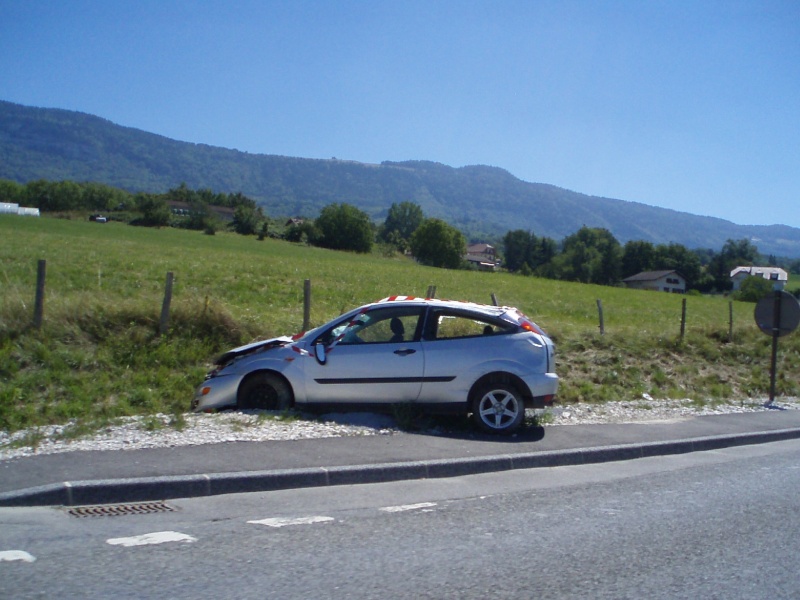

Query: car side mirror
left=314, top=343, right=327, bottom=365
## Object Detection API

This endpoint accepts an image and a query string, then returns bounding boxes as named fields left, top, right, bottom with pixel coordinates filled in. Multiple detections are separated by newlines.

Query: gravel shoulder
left=2, top=397, right=799, bottom=461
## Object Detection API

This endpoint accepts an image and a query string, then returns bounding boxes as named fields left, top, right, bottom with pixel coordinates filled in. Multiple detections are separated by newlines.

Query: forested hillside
left=2, top=100, right=799, bottom=257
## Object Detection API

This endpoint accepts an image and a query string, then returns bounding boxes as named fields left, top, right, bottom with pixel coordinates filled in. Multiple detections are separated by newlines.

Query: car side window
left=326, top=306, right=422, bottom=346
left=424, top=310, right=515, bottom=340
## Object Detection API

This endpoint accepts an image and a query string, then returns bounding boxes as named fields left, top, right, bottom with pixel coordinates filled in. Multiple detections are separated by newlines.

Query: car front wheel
left=471, top=383, right=525, bottom=434
left=237, top=372, right=293, bottom=411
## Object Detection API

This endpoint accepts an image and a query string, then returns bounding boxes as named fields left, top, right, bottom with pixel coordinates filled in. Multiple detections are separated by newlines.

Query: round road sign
left=754, top=291, right=800, bottom=337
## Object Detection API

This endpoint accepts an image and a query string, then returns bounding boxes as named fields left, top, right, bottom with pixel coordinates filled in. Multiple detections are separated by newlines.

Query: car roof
left=374, top=295, right=519, bottom=320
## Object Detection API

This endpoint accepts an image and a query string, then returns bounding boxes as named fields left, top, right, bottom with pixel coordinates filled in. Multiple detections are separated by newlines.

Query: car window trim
left=421, top=307, right=518, bottom=341
left=316, top=305, right=426, bottom=346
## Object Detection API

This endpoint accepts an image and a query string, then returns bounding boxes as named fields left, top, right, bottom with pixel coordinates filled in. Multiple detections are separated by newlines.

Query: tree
left=654, top=243, right=702, bottom=289
left=0, top=179, right=24, bottom=204
left=380, top=201, right=424, bottom=251
left=707, top=238, right=760, bottom=292
left=23, top=179, right=80, bottom=212
left=621, top=240, right=657, bottom=279
left=503, top=230, right=534, bottom=273
left=502, top=229, right=557, bottom=274
left=617, top=239, right=704, bottom=289
left=553, top=240, right=601, bottom=283
left=165, top=182, right=194, bottom=204
left=315, top=203, right=374, bottom=253
left=135, top=193, right=170, bottom=227
left=285, top=220, right=320, bottom=245
left=554, top=227, right=621, bottom=285
left=231, top=204, right=264, bottom=235
left=723, top=238, right=759, bottom=264
left=226, top=191, right=258, bottom=209
left=410, top=218, right=466, bottom=269
left=184, top=200, right=214, bottom=231
left=81, top=182, right=130, bottom=211
left=536, top=237, right=557, bottom=265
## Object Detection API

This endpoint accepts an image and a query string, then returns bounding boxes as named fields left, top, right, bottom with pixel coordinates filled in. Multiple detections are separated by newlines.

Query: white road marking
left=106, top=531, right=197, bottom=547
left=248, top=516, right=335, bottom=528
left=0, top=550, right=36, bottom=563
left=380, top=502, right=438, bottom=513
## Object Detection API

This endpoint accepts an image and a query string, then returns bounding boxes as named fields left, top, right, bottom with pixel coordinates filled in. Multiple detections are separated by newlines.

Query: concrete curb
left=2, top=427, right=799, bottom=507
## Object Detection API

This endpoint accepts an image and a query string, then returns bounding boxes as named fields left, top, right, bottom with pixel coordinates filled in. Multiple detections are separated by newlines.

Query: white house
left=730, top=266, right=788, bottom=291
left=623, top=270, right=686, bottom=293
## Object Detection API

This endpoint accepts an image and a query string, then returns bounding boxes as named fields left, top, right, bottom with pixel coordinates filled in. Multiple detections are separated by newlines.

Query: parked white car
left=192, top=296, right=558, bottom=433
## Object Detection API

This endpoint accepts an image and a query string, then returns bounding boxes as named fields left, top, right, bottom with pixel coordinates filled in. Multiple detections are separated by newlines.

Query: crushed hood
left=214, top=336, right=294, bottom=366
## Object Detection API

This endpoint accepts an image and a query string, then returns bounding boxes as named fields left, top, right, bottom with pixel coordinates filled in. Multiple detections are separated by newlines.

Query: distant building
left=623, top=270, right=686, bottom=293
left=730, top=266, right=788, bottom=291
left=166, top=200, right=234, bottom=221
left=464, top=243, right=499, bottom=271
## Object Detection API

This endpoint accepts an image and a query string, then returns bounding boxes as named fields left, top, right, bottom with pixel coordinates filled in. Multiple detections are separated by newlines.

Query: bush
left=733, top=276, right=774, bottom=302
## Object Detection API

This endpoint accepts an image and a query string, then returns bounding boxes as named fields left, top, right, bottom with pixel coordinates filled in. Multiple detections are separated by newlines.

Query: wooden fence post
left=159, top=272, right=174, bottom=336
left=303, top=279, right=311, bottom=331
left=680, top=298, right=687, bottom=342
left=33, top=259, right=46, bottom=329
left=728, top=301, right=734, bottom=343
left=596, top=299, right=605, bottom=335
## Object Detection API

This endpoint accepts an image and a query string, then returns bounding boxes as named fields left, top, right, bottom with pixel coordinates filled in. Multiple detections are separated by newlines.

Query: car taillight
left=521, top=320, right=545, bottom=336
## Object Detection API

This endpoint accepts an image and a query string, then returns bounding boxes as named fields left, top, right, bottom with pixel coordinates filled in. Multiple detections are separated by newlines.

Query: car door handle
left=393, top=349, right=416, bottom=356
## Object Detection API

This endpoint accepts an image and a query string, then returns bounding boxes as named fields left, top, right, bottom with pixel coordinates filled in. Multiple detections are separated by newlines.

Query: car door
left=302, top=305, right=425, bottom=405
left=418, top=308, right=519, bottom=404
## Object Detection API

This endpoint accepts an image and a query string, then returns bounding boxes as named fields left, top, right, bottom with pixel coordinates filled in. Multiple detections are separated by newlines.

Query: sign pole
left=754, top=289, right=800, bottom=406
left=767, top=291, right=782, bottom=405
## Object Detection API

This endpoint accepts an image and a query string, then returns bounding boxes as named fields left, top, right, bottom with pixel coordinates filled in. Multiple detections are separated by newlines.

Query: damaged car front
left=191, top=335, right=297, bottom=411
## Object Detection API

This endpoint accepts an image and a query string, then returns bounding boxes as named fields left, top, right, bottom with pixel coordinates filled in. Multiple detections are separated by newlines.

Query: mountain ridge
left=2, top=99, right=799, bottom=257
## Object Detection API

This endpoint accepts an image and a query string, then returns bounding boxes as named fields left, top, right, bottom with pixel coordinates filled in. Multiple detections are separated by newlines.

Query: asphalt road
left=2, top=439, right=799, bottom=599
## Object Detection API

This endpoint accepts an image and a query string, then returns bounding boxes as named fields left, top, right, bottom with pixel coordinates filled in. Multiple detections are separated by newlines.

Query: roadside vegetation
left=2, top=215, right=799, bottom=439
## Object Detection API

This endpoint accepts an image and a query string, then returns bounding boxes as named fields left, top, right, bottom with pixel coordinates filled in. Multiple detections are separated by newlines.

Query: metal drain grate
left=66, top=501, right=177, bottom=518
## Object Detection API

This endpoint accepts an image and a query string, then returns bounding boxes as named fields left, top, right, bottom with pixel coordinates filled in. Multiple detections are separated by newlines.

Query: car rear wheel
left=237, top=372, right=293, bottom=411
left=471, top=383, right=525, bottom=434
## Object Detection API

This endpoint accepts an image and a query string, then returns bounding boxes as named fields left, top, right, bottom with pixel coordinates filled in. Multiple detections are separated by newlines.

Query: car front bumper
left=192, top=373, right=242, bottom=412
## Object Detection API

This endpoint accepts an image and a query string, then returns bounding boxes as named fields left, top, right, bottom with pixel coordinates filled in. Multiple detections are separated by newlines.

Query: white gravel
left=544, top=395, right=800, bottom=425
left=1, top=396, right=799, bottom=461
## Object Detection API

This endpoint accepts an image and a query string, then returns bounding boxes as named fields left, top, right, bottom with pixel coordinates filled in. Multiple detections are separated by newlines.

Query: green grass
left=1, top=214, right=799, bottom=436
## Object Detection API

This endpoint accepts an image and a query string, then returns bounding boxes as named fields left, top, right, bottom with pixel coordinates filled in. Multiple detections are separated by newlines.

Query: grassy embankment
left=1, top=215, right=799, bottom=439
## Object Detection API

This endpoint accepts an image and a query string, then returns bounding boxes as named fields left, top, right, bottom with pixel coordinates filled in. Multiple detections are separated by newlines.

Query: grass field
left=2, top=214, right=799, bottom=437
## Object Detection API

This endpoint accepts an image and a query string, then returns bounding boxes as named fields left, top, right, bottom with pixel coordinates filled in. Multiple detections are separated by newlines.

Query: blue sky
left=2, top=0, right=798, bottom=228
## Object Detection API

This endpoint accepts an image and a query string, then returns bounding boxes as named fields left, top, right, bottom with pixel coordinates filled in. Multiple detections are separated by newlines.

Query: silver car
left=192, top=296, right=558, bottom=433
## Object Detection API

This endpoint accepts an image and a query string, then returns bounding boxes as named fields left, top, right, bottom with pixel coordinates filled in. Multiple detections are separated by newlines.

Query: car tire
left=471, top=382, right=525, bottom=434
left=237, top=372, right=293, bottom=411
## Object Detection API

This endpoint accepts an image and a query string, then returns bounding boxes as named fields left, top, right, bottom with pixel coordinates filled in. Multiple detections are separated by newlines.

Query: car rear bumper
left=523, top=372, right=559, bottom=408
